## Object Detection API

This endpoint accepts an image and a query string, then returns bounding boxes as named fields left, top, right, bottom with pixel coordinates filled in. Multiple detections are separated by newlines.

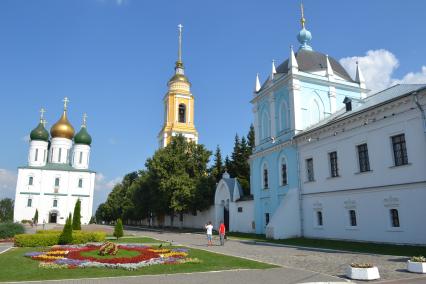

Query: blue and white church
left=251, top=8, right=367, bottom=239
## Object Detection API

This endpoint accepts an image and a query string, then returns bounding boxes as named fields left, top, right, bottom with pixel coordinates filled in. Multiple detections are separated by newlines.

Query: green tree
left=212, top=145, right=224, bottom=182
left=247, top=123, right=255, bottom=152
left=72, top=199, right=81, bottom=230
left=95, top=203, right=113, bottom=224
left=58, top=213, right=73, bottom=245
left=113, top=218, right=123, bottom=240
left=33, top=209, right=39, bottom=225
left=0, top=198, right=14, bottom=222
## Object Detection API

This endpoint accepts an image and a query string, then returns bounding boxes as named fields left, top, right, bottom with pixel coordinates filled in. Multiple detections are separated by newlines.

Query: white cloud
left=92, top=173, right=121, bottom=214
left=0, top=169, right=17, bottom=200
left=97, top=0, right=127, bottom=6
left=340, top=49, right=426, bottom=93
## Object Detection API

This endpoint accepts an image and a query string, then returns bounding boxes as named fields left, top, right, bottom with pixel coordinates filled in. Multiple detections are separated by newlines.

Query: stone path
left=127, top=227, right=426, bottom=283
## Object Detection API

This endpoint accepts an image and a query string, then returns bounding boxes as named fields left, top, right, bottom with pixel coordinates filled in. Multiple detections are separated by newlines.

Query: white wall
left=298, top=91, right=426, bottom=244
left=14, top=168, right=95, bottom=225
left=229, top=200, right=255, bottom=233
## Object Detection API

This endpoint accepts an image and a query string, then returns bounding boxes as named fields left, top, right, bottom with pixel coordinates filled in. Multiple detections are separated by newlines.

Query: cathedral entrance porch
left=49, top=211, right=58, bottom=223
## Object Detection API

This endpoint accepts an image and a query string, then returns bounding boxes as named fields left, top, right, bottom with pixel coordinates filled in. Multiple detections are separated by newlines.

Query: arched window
left=278, top=101, right=289, bottom=131
left=178, top=104, right=186, bottom=123
left=262, top=163, right=269, bottom=189
left=309, top=99, right=321, bottom=126
left=280, top=157, right=287, bottom=186
left=261, top=111, right=270, bottom=140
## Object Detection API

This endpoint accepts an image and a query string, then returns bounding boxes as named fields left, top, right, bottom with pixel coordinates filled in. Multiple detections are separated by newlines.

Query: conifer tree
left=113, top=218, right=124, bottom=240
left=212, top=145, right=224, bottom=182
left=72, top=199, right=81, bottom=230
left=58, top=213, right=73, bottom=245
left=247, top=124, right=255, bottom=152
left=224, top=155, right=231, bottom=173
left=33, top=209, right=38, bottom=225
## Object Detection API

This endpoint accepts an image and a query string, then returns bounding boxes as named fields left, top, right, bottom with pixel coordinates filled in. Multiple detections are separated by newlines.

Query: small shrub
left=0, top=223, right=25, bottom=239
left=411, top=256, right=426, bottom=262
left=36, top=230, right=62, bottom=234
left=33, top=209, right=39, bottom=225
left=113, top=218, right=123, bottom=240
left=58, top=214, right=73, bottom=245
left=14, top=231, right=106, bottom=247
left=15, top=233, right=59, bottom=247
left=350, top=263, right=374, bottom=268
left=99, top=241, right=118, bottom=256
left=21, top=220, right=32, bottom=224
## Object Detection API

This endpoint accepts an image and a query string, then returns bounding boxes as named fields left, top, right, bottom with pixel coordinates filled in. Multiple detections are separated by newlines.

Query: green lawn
left=227, top=232, right=426, bottom=256
left=0, top=242, right=275, bottom=282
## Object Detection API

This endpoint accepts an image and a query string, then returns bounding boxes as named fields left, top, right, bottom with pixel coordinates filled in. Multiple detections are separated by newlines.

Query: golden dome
left=50, top=111, right=75, bottom=139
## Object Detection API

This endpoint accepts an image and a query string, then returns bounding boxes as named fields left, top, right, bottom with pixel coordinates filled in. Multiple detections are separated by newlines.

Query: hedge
left=36, top=230, right=62, bottom=234
left=0, top=223, right=25, bottom=239
left=14, top=231, right=106, bottom=247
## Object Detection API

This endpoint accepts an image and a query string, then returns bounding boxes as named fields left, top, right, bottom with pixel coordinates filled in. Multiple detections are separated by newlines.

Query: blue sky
left=0, top=0, right=425, bottom=212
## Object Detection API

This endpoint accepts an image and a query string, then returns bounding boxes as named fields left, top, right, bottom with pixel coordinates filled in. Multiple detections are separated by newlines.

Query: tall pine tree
left=212, top=145, right=224, bottom=182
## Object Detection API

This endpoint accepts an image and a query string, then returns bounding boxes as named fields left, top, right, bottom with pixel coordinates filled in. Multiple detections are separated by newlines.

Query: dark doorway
left=49, top=212, right=57, bottom=223
left=224, top=207, right=229, bottom=231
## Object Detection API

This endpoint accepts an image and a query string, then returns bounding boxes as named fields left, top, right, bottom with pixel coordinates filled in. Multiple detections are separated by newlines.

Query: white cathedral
left=14, top=98, right=95, bottom=225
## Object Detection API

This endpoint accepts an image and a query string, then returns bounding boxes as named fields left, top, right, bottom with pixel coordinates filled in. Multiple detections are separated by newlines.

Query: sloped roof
left=19, top=163, right=95, bottom=173
left=221, top=178, right=244, bottom=202
left=296, top=84, right=426, bottom=137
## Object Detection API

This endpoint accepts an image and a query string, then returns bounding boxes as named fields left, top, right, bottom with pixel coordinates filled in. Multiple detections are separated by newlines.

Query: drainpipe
left=413, top=91, right=426, bottom=133
left=294, top=139, right=304, bottom=237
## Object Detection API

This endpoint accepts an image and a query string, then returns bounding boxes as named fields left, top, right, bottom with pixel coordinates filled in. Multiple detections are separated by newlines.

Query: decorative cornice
left=250, top=139, right=293, bottom=160
left=20, top=192, right=40, bottom=195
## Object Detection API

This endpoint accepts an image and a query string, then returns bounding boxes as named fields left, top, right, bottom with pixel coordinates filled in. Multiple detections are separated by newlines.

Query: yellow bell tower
left=158, top=24, right=199, bottom=148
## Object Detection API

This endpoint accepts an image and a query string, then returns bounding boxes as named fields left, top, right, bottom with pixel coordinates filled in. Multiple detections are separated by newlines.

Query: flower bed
left=24, top=244, right=199, bottom=270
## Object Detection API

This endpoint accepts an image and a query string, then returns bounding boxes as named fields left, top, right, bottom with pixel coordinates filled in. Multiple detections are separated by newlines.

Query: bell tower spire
left=175, top=24, right=185, bottom=75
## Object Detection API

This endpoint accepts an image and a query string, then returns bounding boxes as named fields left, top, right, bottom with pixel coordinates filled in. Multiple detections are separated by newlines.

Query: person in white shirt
left=205, top=221, right=213, bottom=246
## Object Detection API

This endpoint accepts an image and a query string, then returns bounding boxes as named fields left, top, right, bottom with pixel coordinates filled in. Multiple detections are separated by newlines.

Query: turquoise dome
left=30, top=122, right=49, bottom=142
left=297, top=28, right=312, bottom=51
left=74, top=126, right=92, bottom=145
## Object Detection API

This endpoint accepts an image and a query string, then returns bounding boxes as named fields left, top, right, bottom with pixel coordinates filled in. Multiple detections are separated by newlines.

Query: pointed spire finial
left=178, top=24, right=183, bottom=63
left=355, top=61, right=365, bottom=86
left=82, top=113, right=88, bottom=128
left=255, top=73, right=261, bottom=92
left=326, top=54, right=334, bottom=77
left=62, top=97, right=70, bottom=111
left=300, top=2, right=306, bottom=28
left=271, top=59, right=277, bottom=79
left=289, top=45, right=299, bottom=73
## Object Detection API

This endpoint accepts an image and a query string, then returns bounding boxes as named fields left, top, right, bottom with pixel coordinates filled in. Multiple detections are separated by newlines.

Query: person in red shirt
left=219, top=221, right=226, bottom=246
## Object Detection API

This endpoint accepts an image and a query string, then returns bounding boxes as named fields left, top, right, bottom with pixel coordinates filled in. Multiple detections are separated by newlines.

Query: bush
left=36, top=230, right=62, bottom=234
left=21, top=220, right=32, bottom=224
left=15, top=233, right=59, bottom=247
left=71, top=231, right=106, bottom=244
left=0, top=223, right=25, bottom=239
left=58, top=214, right=73, bottom=245
left=72, top=199, right=81, bottom=230
left=113, top=218, right=123, bottom=240
left=14, top=231, right=106, bottom=247
left=33, top=209, right=38, bottom=225
left=89, top=216, right=96, bottom=224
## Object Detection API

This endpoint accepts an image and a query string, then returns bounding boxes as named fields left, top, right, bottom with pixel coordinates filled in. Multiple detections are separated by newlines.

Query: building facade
left=158, top=25, right=198, bottom=148
left=296, top=84, right=426, bottom=244
left=14, top=99, right=96, bottom=225
left=250, top=8, right=365, bottom=238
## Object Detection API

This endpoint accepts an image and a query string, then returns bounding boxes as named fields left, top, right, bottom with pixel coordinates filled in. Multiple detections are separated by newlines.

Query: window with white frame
left=280, top=157, right=287, bottom=186
left=28, top=176, right=34, bottom=186
left=306, top=158, right=314, bottom=182
left=357, top=143, right=370, bottom=172
left=349, top=210, right=357, bottom=227
left=316, top=211, right=323, bottom=226
left=329, top=151, right=339, bottom=177
left=58, top=148, right=62, bottom=163
left=262, top=163, right=269, bottom=189
left=78, top=178, right=83, bottom=188
left=35, top=149, right=39, bottom=162
left=79, top=152, right=83, bottom=164
left=391, top=134, right=408, bottom=166
left=27, top=198, right=32, bottom=207
left=54, top=177, right=60, bottom=187
left=279, top=101, right=289, bottom=131
left=390, top=208, right=400, bottom=227
left=53, top=199, right=58, bottom=208
left=265, top=213, right=270, bottom=225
